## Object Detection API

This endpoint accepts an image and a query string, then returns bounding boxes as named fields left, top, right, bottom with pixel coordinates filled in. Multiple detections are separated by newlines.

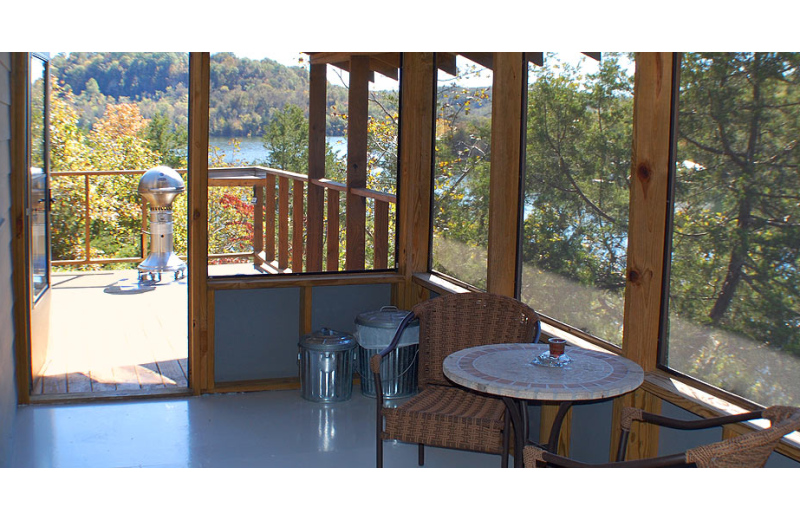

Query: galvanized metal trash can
left=355, top=306, right=420, bottom=399
left=298, top=328, right=357, bottom=403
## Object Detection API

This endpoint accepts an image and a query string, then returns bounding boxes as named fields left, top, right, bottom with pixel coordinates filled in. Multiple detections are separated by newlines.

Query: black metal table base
left=502, top=397, right=573, bottom=468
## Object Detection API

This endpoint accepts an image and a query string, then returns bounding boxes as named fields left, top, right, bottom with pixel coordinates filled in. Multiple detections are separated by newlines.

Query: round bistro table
left=443, top=343, right=644, bottom=467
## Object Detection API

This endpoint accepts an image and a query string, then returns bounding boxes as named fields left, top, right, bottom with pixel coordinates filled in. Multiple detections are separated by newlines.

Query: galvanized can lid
left=355, top=306, right=419, bottom=348
left=299, top=328, right=356, bottom=352
left=355, top=306, right=418, bottom=329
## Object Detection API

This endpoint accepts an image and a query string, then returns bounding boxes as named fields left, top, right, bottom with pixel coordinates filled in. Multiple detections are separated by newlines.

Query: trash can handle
left=380, top=306, right=399, bottom=312
left=355, top=345, right=419, bottom=383
left=381, top=348, right=419, bottom=383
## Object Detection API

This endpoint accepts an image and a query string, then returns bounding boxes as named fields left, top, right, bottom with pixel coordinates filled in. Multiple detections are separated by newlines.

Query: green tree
left=520, top=53, right=634, bottom=343
left=49, top=81, right=93, bottom=262
left=668, top=52, right=800, bottom=405
left=675, top=53, right=800, bottom=333
left=262, top=104, right=309, bottom=172
left=146, top=111, right=188, bottom=168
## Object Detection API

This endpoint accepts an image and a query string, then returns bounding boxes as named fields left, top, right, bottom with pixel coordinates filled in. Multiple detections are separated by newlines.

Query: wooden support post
left=188, top=52, right=210, bottom=395
left=11, top=52, right=32, bottom=403
left=397, top=52, right=435, bottom=309
left=345, top=55, right=369, bottom=271
left=306, top=63, right=326, bottom=272
left=300, top=286, right=313, bottom=337
left=207, top=288, right=216, bottom=391
left=622, top=52, right=674, bottom=372
left=486, top=52, right=525, bottom=298
left=610, top=52, right=675, bottom=461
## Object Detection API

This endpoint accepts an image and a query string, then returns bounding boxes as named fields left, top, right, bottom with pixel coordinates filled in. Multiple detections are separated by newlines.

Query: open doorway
left=24, top=52, right=190, bottom=398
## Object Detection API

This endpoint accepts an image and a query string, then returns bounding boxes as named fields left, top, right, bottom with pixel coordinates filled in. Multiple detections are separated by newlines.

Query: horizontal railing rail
left=50, top=166, right=396, bottom=273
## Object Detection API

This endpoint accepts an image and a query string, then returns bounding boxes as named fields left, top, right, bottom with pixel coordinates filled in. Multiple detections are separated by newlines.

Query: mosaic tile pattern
left=443, top=343, right=644, bottom=401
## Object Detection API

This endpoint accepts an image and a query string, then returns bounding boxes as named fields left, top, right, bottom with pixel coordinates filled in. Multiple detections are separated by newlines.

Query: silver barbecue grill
left=137, top=165, right=187, bottom=283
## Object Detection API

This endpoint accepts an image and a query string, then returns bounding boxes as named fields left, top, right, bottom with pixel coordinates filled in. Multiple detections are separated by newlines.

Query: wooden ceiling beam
left=525, top=52, right=600, bottom=69
left=329, top=61, right=376, bottom=84
left=370, top=53, right=402, bottom=81
left=311, top=51, right=565, bottom=80
left=436, top=52, right=458, bottom=76
left=527, top=52, right=544, bottom=67
left=309, top=53, right=397, bottom=82
left=458, top=52, right=493, bottom=71
left=308, top=52, right=359, bottom=65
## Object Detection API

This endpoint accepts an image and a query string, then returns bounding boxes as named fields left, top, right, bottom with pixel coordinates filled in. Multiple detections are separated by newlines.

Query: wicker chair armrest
left=524, top=444, right=688, bottom=468
left=617, top=407, right=763, bottom=463
left=622, top=406, right=763, bottom=431
left=620, top=407, right=644, bottom=431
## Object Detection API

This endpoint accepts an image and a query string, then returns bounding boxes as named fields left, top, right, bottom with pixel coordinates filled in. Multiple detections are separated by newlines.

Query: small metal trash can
left=298, top=328, right=357, bottom=403
left=355, top=306, right=420, bottom=399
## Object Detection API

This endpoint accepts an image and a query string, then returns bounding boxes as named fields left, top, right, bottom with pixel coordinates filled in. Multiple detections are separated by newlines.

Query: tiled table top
left=443, top=343, right=644, bottom=401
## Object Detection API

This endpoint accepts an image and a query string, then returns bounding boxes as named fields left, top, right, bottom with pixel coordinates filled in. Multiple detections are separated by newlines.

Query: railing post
left=278, top=176, right=289, bottom=269
left=374, top=199, right=389, bottom=269
left=326, top=188, right=340, bottom=271
left=265, top=174, right=276, bottom=262
left=253, top=184, right=264, bottom=260
left=292, top=179, right=304, bottom=272
left=84, top=173, right=91, bottom=263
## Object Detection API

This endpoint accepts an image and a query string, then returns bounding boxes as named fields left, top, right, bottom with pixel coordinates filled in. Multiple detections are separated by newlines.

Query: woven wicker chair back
left=411, top=292, right=539, bottom=388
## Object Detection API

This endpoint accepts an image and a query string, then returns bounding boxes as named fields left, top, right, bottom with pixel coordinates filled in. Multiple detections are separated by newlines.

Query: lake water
left=209, top=136, right=347, bottom=165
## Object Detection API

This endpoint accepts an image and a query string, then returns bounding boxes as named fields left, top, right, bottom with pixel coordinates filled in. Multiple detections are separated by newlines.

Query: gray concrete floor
left=10, top=389, right=505, bottom=468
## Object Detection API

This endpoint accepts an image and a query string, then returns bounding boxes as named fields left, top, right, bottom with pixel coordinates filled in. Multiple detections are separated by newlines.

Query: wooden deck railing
left=50, top=166, right=396, bottom=273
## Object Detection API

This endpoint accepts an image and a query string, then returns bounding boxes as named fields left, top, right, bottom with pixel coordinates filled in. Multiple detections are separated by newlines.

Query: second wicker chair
left=371, top=292, right=541, bottom=468
left=523, top=405, right=800, bottom=468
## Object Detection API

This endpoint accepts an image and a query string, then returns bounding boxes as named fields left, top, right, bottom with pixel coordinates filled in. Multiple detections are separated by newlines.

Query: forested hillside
left=50, top=52, right=352, bottom=136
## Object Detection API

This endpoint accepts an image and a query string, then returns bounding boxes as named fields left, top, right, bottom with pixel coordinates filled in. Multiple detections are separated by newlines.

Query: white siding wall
left=0, top=51, right=18, bottom=467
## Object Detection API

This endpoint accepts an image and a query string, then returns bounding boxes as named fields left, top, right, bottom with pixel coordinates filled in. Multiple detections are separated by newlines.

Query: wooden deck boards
left=32, top=270, right=189, bottom=396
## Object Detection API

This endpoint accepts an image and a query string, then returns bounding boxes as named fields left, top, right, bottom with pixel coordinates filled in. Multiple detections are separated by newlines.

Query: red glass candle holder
left=548, top=338, right=566, bottom=357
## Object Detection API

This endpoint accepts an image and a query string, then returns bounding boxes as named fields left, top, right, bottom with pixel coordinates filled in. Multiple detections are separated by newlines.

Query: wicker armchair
left=523, top=405, right=800, bottom=468
left=371, top=292, right=541, bottom=468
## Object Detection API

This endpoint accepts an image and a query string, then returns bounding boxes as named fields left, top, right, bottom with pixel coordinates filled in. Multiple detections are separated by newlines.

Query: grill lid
left=138, top=165, right=185, bottom=207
